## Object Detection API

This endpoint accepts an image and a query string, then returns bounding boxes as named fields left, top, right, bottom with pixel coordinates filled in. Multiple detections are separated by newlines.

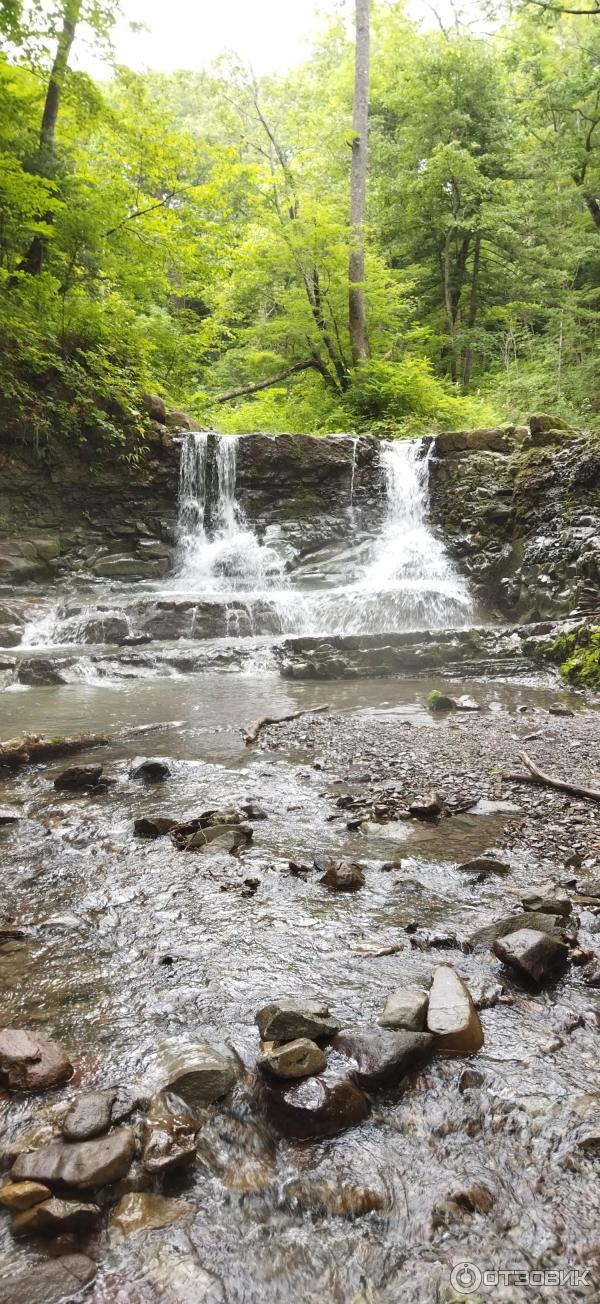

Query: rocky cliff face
left=1, top=418, right=598, bottom=626
left=429, top=416, right=600, bottom=621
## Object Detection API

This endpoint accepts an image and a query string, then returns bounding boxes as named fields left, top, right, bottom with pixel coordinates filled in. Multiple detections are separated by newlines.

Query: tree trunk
left=349, top=0, right=370, bottom=365
left=22, top=0, right=82, bottom=276
left=462, top=233, right=481, bottom=390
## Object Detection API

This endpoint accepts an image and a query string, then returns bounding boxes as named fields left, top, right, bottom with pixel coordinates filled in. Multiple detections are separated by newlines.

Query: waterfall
left=172, top=434, right=288, bottom=598
left=171, top=433, right=472, bottom=634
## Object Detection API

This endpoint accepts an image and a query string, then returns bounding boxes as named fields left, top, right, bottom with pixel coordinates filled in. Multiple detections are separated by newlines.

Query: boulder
left=134, top=815, right=178, bottom=839
left=471, top=910, right=568, bottom=950
left=130, top=757, right=171, bottom=782
left=0, top=1029, right=72, bottom=1092
left=456, top=695, right=481, bottom=711
left=260, top=1073, right=370, bottom=1140
left=0, top=627, right=22, bottom=648
left=111, top=1192, right=193, bottom=1236
left=493, top=928, right=569, bottom=984
left=319, top=860, right=365, bottom=891
left=62, top=1090, right=115, bottom=1141
left=181, top=824, right=253, bottom=854
left=427, top=692, right=457, bottom=713
left=426, top=965, right=484, bottom=1053
left=12, top=1128, right=135, bottom=1190
left=53, top=764, right=103, bottom=792
left=259, top=1039, right=326, bottom=1080
left=12, top=1196, right=101, bottom=1237
left=17, top=659, right=68, bottom=686
left=378, top=988, right=429, bottom=1031
left=0, top=1181, right=51, bottom=1211
left=458, top=856, right=510, bottom=876
left=332, top=1027, right=433, bottom=1090
left=0, top=1252, right=96, bottom=1304
left=142, top=1113, right=198, bottom=1173
left=256, top=998, right=340, bottom=1043
left=522, top=888, right=572, bottom=917
left=156, top=1042, right=238, bottom=1109
left=142, top=394, right=167, bottom=424
left=409, top=794, right=444, bottom=819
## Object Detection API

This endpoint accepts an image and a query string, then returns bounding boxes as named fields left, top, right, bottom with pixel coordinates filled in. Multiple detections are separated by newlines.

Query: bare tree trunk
left=349, top=0, right=370, bottom=365
left=22, top=0, right=82, bottom=276
left=462, top=232, right=481, bottom=390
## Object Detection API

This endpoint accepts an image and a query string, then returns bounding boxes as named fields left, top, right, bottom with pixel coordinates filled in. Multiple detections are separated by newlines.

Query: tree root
left=504, top=750, right=600, bottom=803
left=242, top=704, right=330, bottom=746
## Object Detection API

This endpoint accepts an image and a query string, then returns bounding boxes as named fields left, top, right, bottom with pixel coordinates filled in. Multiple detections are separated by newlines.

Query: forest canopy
left=1, top=0, right=600, bottom=446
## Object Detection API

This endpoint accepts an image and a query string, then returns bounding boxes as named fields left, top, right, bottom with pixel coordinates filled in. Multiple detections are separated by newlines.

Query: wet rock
left=458, top=1068, right=485, bottom=1092
left=456, top=695, right=481, bottom=711
left=130, top=757, right=171, bottom=782
left=493, top=928, right=569, bottom=984
left=12, top=1127, right=136, bottom=1190
left=256, top=998, right=340, bottom=1043
left=0, top=1028, right=73, bottom=1092
left=260, top=1073, right=370, bottom=1140
left=458, top=855, right=510, bottom=876
left=53, top=764, right=103, bottom=792
left=93, top=553, right=168, bottom=580
left=0, top=1252, right=97, bottom=1304
left=62, top=1089, right=115, bottom=1141
left=282, top=1179, right=385, bottom=1218
left=259, top=1038, right=326, bottom=1079
left=378, top=988, right=429, bottom=1031
left=0, top=1181, right=51, bottom=1211
left=433, top=1183, right=494, bottom=1225
left=426, top=965, right=484, bottom=1053
left=142, top=1113, right=198, bottom=1173
left=110, top=1085, right=152, bottom=1124
left=549, top=702, right=574, bottom=717
left=134, top=815, right=178, bottom=839
left=319, top=860, right=365, bottom=891
left=427, top=692, right=457, bottom=713
left=183, top=823, right=253, bottom=854
left=471, top=910, right=568, bottom=950
left=0, top=808, right=21, bottom=825
left=111, top=1192, right=193, bottom=1236
left=522, top=887, right=572, bottom=917
left=12, top=1196, right=101, bottom=1237
left=157, top=1042, right=238, bottom=1109
left=240, top=800, right=268, bottom=821
left=583, top=956, right=600, bottom=987
left=333, top=1027, right=433, bottom=1089
left=409, top=793, right=444, bottom=819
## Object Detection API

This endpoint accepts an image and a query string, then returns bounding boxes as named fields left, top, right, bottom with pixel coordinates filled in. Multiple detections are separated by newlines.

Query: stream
left=1, top=436, right=598, bottom=1303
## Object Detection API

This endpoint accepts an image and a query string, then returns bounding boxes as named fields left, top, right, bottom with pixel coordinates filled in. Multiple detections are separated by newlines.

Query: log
left=0, top=732, right=110, bottom=770
left=242, top=704, right=330, bottom=746
left=504, top=751, right=600, bottom=803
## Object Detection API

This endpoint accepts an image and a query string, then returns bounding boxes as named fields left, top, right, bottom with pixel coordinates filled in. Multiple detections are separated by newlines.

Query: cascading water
left=170, top=432, right=473, bottom=635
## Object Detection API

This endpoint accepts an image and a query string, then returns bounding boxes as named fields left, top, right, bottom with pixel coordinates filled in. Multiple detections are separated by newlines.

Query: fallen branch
left=216, top=359, right=320, bottom=404
left=242, top=704, right=329, bottom=746
left=0, top=732, right=110, bottom=770
left=504, top=751, right=600, bottom=803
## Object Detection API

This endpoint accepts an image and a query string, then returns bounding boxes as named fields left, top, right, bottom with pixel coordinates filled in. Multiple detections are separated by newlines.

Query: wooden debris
left=242, top=704, right=329, bottom=746
left=504, top=751, right=600, bottom=803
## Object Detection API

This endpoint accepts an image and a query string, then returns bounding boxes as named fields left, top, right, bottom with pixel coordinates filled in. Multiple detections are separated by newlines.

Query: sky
left=98, top=0, right=346, bottom=77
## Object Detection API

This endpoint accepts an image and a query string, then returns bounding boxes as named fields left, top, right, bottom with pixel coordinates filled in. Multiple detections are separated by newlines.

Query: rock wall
left=429, top=416, right=600, bottom=621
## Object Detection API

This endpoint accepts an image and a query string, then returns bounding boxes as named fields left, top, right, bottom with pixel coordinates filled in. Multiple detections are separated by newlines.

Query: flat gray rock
left=332, top=1027, right=433, bottom=1089
left=493, top=928, right=569, bottom=984
left=0, top=1252, right=96, bottom=1304
left=157, top=1042, right=238, bottom=1109
left=256, top=999, right=340, bottom=1043
left=378, top=988, right=429, bottom=1031
left=12, top=1127, right=135, bottom=1190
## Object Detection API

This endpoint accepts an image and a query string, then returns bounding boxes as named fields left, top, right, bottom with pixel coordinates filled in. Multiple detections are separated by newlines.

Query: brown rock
left=111, top=1192, right=193, bottom=1236
left=256, top=999, right=340, bottom=1043
left=493, top=928, right=569, bottom=984
left=142, top=1113, right=198, bottom=1173
left=12, top=1127, right=135, bottom=1190
left=522, top=888, right=572, bottom=917
left=259, top=1038, right=326, bottom=1080
left=409, top=794, right=444, bottom=819
left=319, top=861, right=365, bottom=891
left=134, top=816, right=178, bottom=839
left=12, top=1196, right=100, bottom=1236
left=0, top=1252, right=96, bottom=1304
left=0, top=1028, right=73, bottom=1093
left=261, top=1073, right=370, bottom=1140
left=332, top=1027, right=433, bottom=1089
left=53, top=764, right=103, bottom=791
left=458, top=856, right=510, bottom=876
left=427, top=965, right=484, bottom=1053
left=62, top=1089, right=115, bottom=1141
left=0, top=1181, right=51, bottom=1211
left=157, top=1042, right=238, bottom=1109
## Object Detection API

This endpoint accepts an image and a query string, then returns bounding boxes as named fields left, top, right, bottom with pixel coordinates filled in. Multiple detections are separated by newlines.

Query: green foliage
left=2, top=1, right=600, bottom=445
left=542, top=626, right=600, bottom=688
